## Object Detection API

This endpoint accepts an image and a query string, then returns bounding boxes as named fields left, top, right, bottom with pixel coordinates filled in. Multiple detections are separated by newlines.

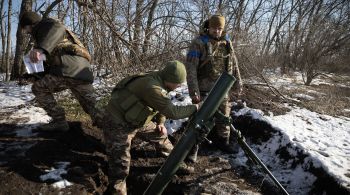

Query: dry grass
left=282, top=84, right=350, bottom=117
left=57, top=94, right=110, bottom=123
left=58, top=98, right=91, bottom=122
left=235, top=85, right=291, bottom=116
left=302, top=84, right=350, bottom=117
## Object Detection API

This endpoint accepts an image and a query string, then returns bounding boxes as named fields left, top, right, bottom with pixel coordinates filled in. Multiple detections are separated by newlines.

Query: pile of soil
left=0, top=118, right=276, bottom=195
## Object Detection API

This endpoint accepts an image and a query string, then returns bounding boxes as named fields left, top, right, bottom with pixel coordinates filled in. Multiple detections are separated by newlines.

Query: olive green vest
left=107, top=74, right=158, bottom=127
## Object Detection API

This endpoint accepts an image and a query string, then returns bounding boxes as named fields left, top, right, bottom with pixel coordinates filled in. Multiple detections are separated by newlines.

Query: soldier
left=101, top=61, right=199, bottom=195
left=19, top=11, right=102, bottom=131
left=185, top=14, right=243, bottom=161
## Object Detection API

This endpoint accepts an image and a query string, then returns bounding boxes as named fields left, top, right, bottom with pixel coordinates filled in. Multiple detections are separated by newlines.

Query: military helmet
left=160, top=60, right=187, bottom=84
left=20, top=11, right=42, bottom=28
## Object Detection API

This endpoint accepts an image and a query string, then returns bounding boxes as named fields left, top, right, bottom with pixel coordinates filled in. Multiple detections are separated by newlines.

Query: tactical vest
left=198, top=35, right=232, bottom=80
left=52, top=25, right=91, bottom=62
left=109, top=74, right=158, bottom=127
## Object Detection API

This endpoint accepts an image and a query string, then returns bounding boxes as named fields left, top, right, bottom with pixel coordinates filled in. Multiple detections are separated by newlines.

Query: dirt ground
left=0, top=85, right=280, bottom=195
left=0, top=116, right=275, bottom=195
left=1, top=83, right=349, bottom=195
left=0, top=121, right=107, bottom=195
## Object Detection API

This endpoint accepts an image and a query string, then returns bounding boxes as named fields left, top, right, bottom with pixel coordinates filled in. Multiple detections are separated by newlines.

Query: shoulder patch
left=187, top=50, right=201, bottom=58
left=199, top=35, right=210, bottom=44
left=224, top=34, right=230, bottom=41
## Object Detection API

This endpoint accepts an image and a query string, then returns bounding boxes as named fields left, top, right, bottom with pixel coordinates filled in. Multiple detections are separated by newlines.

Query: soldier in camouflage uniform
left=20, top=11, right=101, bottom=131
left=101, top=61, right=199, bottom=195
left=185, top=15, right=243, bottom=161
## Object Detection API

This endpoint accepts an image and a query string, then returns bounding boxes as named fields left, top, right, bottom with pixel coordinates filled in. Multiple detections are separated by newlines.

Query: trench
left=232, top=112, right=349, bottom=195
left=127, top=110, right=349, bottom=195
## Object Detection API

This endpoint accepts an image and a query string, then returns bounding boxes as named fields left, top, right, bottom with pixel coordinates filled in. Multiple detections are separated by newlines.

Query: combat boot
left=177, top=162, right=195, bottom=175
left=215, top=138, right=238, bottom=154
left=186, top=144, right=199, bottom=163
left=214, top=124, right=238, bottom=154
left=91, top=110, right=105, bottom=128
left=38, top=120, right=69, bottom=132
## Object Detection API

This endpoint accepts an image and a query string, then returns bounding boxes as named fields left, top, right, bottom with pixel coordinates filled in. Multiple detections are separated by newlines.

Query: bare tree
left=11, top=0, right=32, bottom=80
left=6, top=0, right=349, bottom=84
left=142, top=0, right=159, bottom=55
left=293, top=0, right=350, bottom=85
left=5, top=0, right=12, bottom=81
left=0, top=0, right=6, bottom=74
left=43, top=0, right=64, bottom=18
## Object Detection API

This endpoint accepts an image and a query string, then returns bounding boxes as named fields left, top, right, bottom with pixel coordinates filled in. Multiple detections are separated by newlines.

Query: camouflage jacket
left=185, top=33, right=242, bottom=97
left=106, top=71, right=197, bottom=127
left=31, top=18, right=93, bottom=83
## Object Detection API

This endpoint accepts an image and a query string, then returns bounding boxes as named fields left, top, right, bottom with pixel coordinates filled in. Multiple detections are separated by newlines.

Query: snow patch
left=40, top=162, right=72, bottom=188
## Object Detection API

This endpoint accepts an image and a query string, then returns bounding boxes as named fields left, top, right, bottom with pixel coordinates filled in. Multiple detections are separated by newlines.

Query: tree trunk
left=5, top=0, right=12, bottom=81
left=130, top=0, right=142, bottom=64
left=142, top=0, right=158, bottom=55
left=0, top=0, right=5, bottom=74
left=11, top=0, right=32, bottom=80
left=232, top=0, right=245, bottom=43
left=43, top=0, right=64, bottom=18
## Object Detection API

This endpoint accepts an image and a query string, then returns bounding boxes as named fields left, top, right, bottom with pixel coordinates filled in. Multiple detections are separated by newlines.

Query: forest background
left=0, top=0, right=349, bottom=85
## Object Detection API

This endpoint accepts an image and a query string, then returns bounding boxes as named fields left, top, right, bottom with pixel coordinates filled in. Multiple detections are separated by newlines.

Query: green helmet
left=20, top=11, right=42, bottom=28
left=160, top=60, right=187, bottom=84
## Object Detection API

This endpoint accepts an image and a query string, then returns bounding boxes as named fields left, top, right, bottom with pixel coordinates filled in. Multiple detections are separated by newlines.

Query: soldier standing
left=101, top=61, right=199, bottom=195
left=19, top=11, right=101, bottom=131
left=185, top=14, right=243, bottom=161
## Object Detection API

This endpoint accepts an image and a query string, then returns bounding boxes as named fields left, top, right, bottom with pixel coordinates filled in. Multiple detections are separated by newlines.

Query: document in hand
left=23, top=53, right=46, bottom=74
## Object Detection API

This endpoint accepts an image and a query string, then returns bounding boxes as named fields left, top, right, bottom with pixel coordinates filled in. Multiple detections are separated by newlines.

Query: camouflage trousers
left=101, top=115, right=173, bottom=195
left=32, top=74, right=100, bottom=123
left=202, top=92, right=231, bottom=142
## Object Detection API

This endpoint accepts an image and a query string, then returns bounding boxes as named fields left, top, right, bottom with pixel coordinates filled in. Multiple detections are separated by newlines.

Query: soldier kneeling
left=99, top=61, right=200, bottom=195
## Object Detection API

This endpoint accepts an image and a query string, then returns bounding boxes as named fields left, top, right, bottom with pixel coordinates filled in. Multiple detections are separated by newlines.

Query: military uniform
left=20, top=12, right=101, bottom=130
left=185, top=15, right=242, bottom=155
left=101, top=61, right=197, bottom=195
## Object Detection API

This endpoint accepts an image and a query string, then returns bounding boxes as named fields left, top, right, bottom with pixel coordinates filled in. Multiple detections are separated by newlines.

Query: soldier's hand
left=156, top=124, right=168, bottom=136
left=194, top=101, right=203, bottom=110
left=238, top=85, right=244, bottom=97
left=29, top=48, right=44, bottom=63
left=191, top=95, right=201, bottom=104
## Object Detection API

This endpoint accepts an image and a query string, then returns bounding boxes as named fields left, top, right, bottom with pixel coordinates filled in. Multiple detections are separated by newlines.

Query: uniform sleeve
left=226, top=41, right=234, bottom=75
left=33, top=20, right=66, bottom=54
left=142, top=86, right=197, bottom=120
left=185, top=39, right=201, bottom=97
left=231, top=47, right=243, bottom=93
left=153, top=113, right=166, bottom=125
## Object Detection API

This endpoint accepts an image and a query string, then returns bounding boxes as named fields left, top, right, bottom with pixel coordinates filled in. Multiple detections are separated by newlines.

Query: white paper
left=23, top=53, right=46, bottom=74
